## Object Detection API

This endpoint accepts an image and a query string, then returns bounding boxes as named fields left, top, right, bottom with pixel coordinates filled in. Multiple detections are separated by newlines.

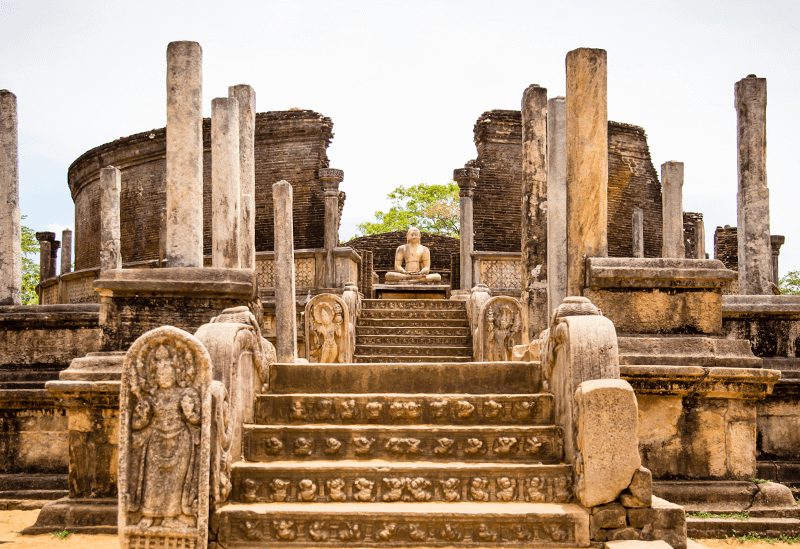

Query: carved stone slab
left=244, top=425, right=563, bottom=463
left=255, top=394, right=554, bottom=425
left=363, top=299, right=465, bottom=311
left=118, top=326, right=213, bottom=549
left=305, top=294, right=352, bottom=363
left=477, top=297, right=523, bottom=362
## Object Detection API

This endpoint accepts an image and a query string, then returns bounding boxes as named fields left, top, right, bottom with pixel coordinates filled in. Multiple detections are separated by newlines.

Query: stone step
left=243, top=424, right=563, bottom=463
left=357, top=318, right=469, bottom=328
left=230, top=460, right=573, bottom=504
left=355, top=355, right=474, bottom=364
left=360, top=309, right=467, bottom=321
left=214, top=501, right=589, bottom=547
left=686, top=516, right=800, bottom=539
left=0, top=473, right=68, bottom=491
left=255, top=393, right=554, bottom=426
left=0, top=380, right=52, bottom=389
left=0, top=489, right=67, bottom=500
left=269, top=362, right=541, bottom=394
left=356, top=326, right=471, bottom=338
left=356, top=334, right=471, bottom=347
left=354, top=345, right=472, bottom=359
left=0, top=369, right=61, bottom=382
left=362, top=299, right=467, bottom=311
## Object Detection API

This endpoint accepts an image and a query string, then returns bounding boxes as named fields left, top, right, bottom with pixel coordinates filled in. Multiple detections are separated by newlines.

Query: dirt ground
left=0, top=509, right=797, bottom=548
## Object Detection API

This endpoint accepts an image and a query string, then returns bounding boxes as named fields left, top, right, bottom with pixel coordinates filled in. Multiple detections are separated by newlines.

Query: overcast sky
left=2, top=0, right=798, bottom=275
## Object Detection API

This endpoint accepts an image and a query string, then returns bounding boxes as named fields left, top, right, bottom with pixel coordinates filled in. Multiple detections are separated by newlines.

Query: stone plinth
left=93, top=267, right=257, bottom=352
left=228, top=84, right=256, bottom=271
left=547, top=97, right=567, bottom=318
left=0, top=90, right=21, bottom=305
left=584, top=258, right=736, bottom=335
left=722, top=294, right=800, bottom=361
left=374, top=283, right=449, bottom=300
left=661, top=161, right=685, bottom=259
left=211, top=96, right=241, bottom=269
left=566, top=48, right=608, bottom=296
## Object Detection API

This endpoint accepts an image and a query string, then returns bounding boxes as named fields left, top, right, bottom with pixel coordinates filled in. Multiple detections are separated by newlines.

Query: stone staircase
left=354, top=299, right=473, bottom=363
left=211, top=361, right=590, bottom=548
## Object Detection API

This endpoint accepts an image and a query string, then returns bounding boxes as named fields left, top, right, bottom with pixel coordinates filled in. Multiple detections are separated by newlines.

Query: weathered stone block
left=629, top=466, right=653, bottom=505
left=591, top=502, right=627, bottom=529
left=752, top=481, right=797, bottom=508
left=628, top=496, right=686, bottom=530
left=607, top=527, right=640, bottom=541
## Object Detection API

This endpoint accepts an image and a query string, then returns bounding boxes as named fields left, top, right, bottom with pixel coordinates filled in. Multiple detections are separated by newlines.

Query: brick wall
left=684, top=212, right=704, bottom=259
left=344, top=231, right=457, bottom=282
left=715, top=226, right=739, bottom=271
left=607, top=122, right=663, bottom=258
left=68, top=110, right=333, bottom=271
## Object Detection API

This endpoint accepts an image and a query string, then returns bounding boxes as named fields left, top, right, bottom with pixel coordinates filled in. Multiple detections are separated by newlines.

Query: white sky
left=2, top=0, right=799, bottom=275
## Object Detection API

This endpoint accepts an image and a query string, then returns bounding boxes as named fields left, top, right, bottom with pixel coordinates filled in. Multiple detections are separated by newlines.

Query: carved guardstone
left=305, top=294, right=352, bottom=363
left=118, top=326, right=213, bottom=549
left=477, top=296, right=523, bottom=362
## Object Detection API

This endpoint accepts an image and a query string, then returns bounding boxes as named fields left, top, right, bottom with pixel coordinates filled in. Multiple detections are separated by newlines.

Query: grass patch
left=726, top=531, right=800, bottom=544
left=686, top=510, right=750, bottom=521
left=750, top=478, right=770, bottom=484
left=51, top=530, right=72, bottom=539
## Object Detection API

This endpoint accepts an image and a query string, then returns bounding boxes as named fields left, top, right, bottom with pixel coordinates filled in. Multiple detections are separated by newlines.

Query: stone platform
left=374, top=284, right=449, bottom=300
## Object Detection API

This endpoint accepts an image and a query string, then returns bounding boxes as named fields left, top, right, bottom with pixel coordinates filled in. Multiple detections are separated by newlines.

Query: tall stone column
left=521, top=84, right=548, bottom=341
left=273, top=180, right=297, bottom=362
left=547, top=96, right=567, bottom=318
left=566, top=48, right=608, bottom=296
left=454, top=167, right=479, bottom=291
left=661, top=161, right=685, bottom=258
left=228, top=84, right=256, bottom=270
left=60, top=229, right=72, bottom=275
left=99, top=166, right=121, bottom=272
left=320, top=169, right=344, bottom=288
left=632, top=208, right=644, bottom=258
left=736, top=74, right=771, bottom=295
left=211, top=97, right=241, bottom=269
left=0, top=90, right=21, bottom=305
left=771, top=235, right=785, bottom=287
left=165, top=41, right=203, bottom=268
left=36, top=232, right=55, bottom=281
left=695, top=218, right=706, bottom=259
left=50, top=239, right=60, bottom=280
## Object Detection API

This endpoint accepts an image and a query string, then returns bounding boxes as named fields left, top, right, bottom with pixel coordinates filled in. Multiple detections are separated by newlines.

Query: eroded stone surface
left=661, top=161, right=685, bottom=259
left=0, top=90, right=21, bottom=305
left=751, top=481, right=797, bottom=508
left=273, top=181, right=297, bottom=363
left=99, top=167, right=121, bottom=272
left=546, top=97, right=567, bottom=321
left=228, top=84, right=256, bottom=271
left=211, top=96, right=240, bottom=269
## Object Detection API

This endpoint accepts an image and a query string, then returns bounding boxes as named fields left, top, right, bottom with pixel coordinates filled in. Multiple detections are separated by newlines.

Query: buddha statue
left=384, top=227, right=441, bottom=284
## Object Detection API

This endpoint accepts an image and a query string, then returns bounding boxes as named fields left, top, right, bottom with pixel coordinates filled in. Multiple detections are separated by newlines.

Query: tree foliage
left=779, top=271, right=800, bottom=295
left=21, top=216, right=39, bottom=305
left=356, top=182, right=459, bottom=238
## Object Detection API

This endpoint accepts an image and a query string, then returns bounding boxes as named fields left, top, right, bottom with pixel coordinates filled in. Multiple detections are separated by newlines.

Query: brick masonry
left=684, top=212, right=704, bottom=259
left=715, top=226, right=739, bottom=271
left=68, top=110, right=334, bottom=271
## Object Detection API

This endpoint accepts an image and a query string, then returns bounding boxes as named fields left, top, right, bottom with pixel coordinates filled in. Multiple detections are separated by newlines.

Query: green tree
left=779, top=271, right=800, bottom=295
left=21, top=216, right=39, bottom=305
left=356, top=182, right=460, bottom=238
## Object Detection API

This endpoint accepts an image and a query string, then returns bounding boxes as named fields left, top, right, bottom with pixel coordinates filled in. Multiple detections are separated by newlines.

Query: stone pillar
left=99, top=167, right=121, bottom=272
left=364, top=250, right=374, bottom=299
left=632, top=208, right=644, bottom=258
left=454, top=167, right=479, bottom=291
left=36, top=232, right=55, bottom=281
left=165, top=41, right=203, bottom=268
left=521, top=84, right=549, bottom=341
left=60, top=229, right=72, bottom=275
left=547, top=96, right=567, bottom=318
left=771, top=235, right=785, bottom=287
left=228, top=84, right=256, bottom=270
left=566, top=48, right=608, bottom=297
left=661, top=161, right=685, bottom=258
left=273, top=180, right=297, bottom=362
left=50, top=239, right=60, bottom=280
left=211, top=96, right=241, bottom=269
left=0, top=90, right=21, bottom=305
left=320, top=169, right=344, bottom=288
left=695, top=218, right=706, bottom=259
left=736, top=75, right=771, bottom=295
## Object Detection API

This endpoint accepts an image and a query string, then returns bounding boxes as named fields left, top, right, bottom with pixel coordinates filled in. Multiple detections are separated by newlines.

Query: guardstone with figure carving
left=305, top=294, right=352, bottom=363
left=477, top=296, right=523, bottom=362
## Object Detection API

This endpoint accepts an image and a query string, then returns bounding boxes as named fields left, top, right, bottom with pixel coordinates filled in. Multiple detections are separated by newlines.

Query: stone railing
left=472, top=251, right=521, bottom=293
left=39, top=267, right=101, bottom=305
left=256, top=247, right=361, bottom=294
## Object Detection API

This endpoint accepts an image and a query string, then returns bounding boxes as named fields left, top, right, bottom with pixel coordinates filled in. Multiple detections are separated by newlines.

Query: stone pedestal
left=100, top=167, right=122, bottom=272
left=566, top=48, right=608, bottom=296
left=661, top=161, right=685, bottom=259
left=228, top=84, right=256, bottom=271
left=547, top=96, right=567, bottom=319
left=521, top=84, right=548, bottom=341
left=0, top=90, right=21, bottom=305
left=320, top=169, right=344, bottom=288
left=736, top=75, right=771, bottom=295
left=212, top=96, right=240, bottom=269
left=632, top=208, right=644, bottom=258
left=374, top=283, right=449, bottom=300
left=273, top=181, right=297, bottom=363
left=454, top=168, right=478, bottom=292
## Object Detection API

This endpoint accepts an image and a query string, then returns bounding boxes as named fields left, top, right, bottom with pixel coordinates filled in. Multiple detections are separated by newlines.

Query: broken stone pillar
left=566, top=48, right=608, bottom=296
left=661, top=161, right=685, bottom=259
left=521, top=84, right=548, bottom=342
left=165, top=41, right=203, bottom=268
left=99, top=166, right=121, bottom=272
left=736, top=75, right=771, bottom=295
left=771, top=235, right=785, bottom=286
left=211, top=96, right=240, bottom=269
left=547, top=96, right=567, bottom=318
left=60, top=229, right=72, bottom=275
left=228, top=84, right=256, bottom=270
left=0, top=90, right=21, bottom=305
left=632, top=208, right=644, bottom=258
left=36, top=232, right=55, bottom=280
left=320, top=169, right=344, bottom=288
left=454, top=167, right=479, bottom=291
left=273, top=180, right=297, bottom=362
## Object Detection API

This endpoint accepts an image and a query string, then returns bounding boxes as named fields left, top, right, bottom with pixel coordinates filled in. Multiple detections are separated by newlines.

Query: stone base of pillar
left=22, top=497, right=118, bottom=535
left=94, top=267, right=259, bottom=352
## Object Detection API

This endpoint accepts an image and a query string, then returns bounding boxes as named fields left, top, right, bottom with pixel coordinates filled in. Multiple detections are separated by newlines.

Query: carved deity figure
left=385, top=227, right=441, bottom=283
left=309, top=302, right=343, bottom=363
left=129, top=344, right=202, bottom=528
left=486, top=305, right=521, bottom=362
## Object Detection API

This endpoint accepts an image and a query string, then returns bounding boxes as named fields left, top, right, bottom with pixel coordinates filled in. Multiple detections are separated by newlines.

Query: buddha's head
left=407, top=226, right=421, bottom=245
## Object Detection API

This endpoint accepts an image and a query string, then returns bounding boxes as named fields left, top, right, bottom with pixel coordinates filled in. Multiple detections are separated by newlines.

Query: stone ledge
left=618, top=336, right=761, bottom=368
left=620, top=364, right=780, bottom=398
left=586, top=258, right=735, bottom=289
left=723, top=294, right=800, bottom=317
left=0, top=304, right=99, bottom=328
left=94, top=267, right=254, bottom=298
left=0, top=389, right=59, bottom=409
